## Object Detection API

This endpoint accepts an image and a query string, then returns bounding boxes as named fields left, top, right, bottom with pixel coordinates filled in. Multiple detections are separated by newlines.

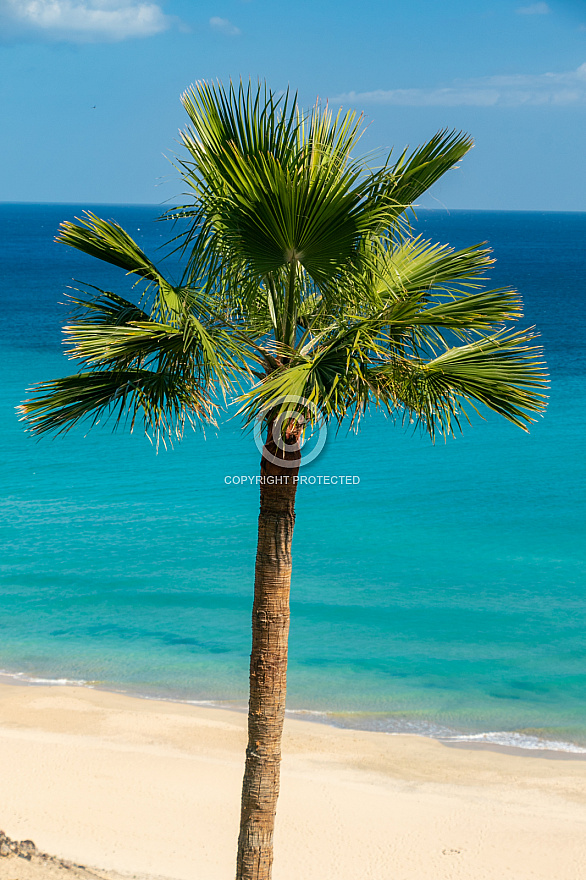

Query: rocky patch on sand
left=0, top=831, right=104, bottom=878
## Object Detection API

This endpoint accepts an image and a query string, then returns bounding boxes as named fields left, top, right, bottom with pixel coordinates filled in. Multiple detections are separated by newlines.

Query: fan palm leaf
left=173, top=82, right=474, bottom=322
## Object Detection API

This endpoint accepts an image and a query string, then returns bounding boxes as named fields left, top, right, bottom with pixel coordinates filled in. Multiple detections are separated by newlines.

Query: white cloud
left=336, top=64, right=586, bottom=109
left=0, top=0, right=172, bottom=41
left=517, top=2, right=550, bottom=13
left=209, top=15, right=239, bottom=36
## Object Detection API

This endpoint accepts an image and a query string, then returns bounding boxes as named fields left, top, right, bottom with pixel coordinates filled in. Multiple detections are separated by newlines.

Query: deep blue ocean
left=1, top=203, right=585, bottom=751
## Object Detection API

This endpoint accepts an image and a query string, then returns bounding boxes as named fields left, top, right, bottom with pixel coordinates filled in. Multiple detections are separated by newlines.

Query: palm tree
left=19, top=81, right=547, bottom=880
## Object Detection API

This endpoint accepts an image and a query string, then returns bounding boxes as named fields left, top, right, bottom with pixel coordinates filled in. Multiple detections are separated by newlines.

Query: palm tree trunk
left=236, top=423, right=300, bottom=880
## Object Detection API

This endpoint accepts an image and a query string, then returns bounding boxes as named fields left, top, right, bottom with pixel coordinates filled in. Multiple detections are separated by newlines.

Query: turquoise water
left=1, top=204, right=585, bottom=751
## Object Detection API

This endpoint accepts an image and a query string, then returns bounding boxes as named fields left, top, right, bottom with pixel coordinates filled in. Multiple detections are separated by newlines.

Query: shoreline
left=1, top=667, right=585, bottom=759
left=1, top=682, right=586, bottom=880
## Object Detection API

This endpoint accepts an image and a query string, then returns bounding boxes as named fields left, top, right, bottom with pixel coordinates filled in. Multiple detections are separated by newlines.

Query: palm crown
left=19, top=80, right=547, bottom=443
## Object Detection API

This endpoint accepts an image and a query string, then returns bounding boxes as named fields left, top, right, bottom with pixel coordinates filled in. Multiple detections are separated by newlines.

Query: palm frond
left=58, top=213, right=165, bottom=283
left=386, top=129, right=474, bottom=210
left=367, top=330, right=548, bottom=437
left=171, top=81, right=409, bottom=314
left=20, top=275, right=258, bottom=441
left=374, top=237, right=494, bottom=303
left=410, top=288, right=522, bottom=329
left=18, top=368, right=213, bottom=444
left=66, top=287, right=151, bottom=325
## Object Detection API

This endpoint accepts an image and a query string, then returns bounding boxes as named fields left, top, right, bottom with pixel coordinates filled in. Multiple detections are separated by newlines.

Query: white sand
left=1, top=683, right=585, bottom=880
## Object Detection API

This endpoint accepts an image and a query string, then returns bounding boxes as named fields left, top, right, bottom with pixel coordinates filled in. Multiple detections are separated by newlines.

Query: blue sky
left=1, top=0, right=585, bottom=210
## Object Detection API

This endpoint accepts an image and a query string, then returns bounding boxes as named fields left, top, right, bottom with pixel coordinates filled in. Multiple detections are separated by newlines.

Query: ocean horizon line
left=2, top=201, right=586, bottom=216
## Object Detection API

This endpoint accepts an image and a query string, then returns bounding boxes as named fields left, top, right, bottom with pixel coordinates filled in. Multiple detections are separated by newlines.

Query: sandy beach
left=1, top=683, right=585, bottom=880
